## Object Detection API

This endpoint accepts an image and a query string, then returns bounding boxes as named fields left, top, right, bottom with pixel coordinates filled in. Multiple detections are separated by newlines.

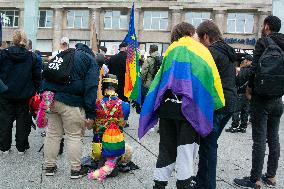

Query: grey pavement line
left=124, top=130, right=158, bottom=158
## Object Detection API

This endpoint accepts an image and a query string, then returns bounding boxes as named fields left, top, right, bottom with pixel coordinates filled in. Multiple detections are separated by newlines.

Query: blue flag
left=123, top=3, right=141, bottom=104
left=124, top=4, right=138, bottom=47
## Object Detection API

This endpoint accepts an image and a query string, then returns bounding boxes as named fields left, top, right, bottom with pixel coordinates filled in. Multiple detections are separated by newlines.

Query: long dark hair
left=196, top=20, right=223, bottom=43
left=171, top=22, right=195, bottom=43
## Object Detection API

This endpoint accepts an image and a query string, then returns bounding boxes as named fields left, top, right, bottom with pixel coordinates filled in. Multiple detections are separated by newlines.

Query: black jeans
left=250, top=96, right=283, bottom=182
left=0, top=97, right=31, bottom=152
left=232, top=94, right=250, bottom=128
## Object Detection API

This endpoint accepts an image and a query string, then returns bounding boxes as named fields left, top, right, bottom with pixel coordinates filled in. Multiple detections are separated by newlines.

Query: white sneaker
left=149, top=128, right=155, bottom=132
left=18, top=150, right=26, bottom=155
left=1, top=149, right=11, bottom=155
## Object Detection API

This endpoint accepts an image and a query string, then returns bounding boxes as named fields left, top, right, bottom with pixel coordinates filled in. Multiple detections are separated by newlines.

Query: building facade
left=0, top=0, right=272, bottom=55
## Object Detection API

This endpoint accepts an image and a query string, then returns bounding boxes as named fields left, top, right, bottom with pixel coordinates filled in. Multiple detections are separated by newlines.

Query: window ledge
left=143, top=29, right=170, bottom=32
left=224, top=32, right=256, bottom=35
left=103, top=28, right=128, bottom=31
left=2, top=27, right=19, bottom=29
left=65, top=28, right=90, bottom=31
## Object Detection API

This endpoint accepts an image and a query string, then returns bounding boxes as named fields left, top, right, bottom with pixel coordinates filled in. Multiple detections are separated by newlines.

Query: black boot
left=153, top=180, right=167, bottom=189
left=176, top=177, right=196, bottom=189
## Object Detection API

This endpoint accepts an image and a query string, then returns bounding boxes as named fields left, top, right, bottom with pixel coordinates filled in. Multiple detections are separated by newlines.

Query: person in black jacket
left=0, top=30, right=41, bottom=155
left=195, top=20, right=238, bottom=189
left=234, top=16, right=284, bottom=189
left=226, top=54, right=252, bottom=133
left=42, top=43, right=100, bottom=179
left=108, top=42, right=128, bottom=102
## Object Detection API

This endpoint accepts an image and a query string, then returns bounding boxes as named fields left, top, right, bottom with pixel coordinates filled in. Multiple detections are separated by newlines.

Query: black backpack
left=254, top=37, right=284, bottom=96
left=151, top=56, right=163, bottom=79
left=43, top=48, right=75, bottom=84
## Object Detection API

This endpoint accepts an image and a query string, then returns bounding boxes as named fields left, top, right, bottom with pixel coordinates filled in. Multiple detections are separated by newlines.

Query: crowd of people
left=0, top=15, right=283, bottom=189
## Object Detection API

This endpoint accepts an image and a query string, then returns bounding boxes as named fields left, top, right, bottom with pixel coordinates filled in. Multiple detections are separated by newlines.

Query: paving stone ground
left=0, top=108, right=283, bottom=189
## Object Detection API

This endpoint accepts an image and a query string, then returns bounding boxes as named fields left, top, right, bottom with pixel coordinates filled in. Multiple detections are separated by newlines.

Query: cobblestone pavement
left=0, top=108, right=283, bottom=189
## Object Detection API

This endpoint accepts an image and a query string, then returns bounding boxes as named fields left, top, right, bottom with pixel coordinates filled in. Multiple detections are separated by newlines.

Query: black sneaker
left=237, top=127, right=247, bottom=133
left=234, top=177, right=261, bottom=189
left=45, top=166, right=57, bottom=176
left=107, top=167, right=119, bottom=177
left=261, top=174, right=276, bottom=188
left=225, top=126, right=239, bottom=133
left=70, top=169, right=86, bottom=179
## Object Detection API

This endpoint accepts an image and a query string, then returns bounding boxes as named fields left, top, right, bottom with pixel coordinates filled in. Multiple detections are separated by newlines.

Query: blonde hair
left=12, top=30, right=27, bottom=47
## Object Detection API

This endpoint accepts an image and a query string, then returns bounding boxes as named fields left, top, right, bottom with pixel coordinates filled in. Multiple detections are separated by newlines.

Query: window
left=0, top=10, right=19, bottom=27
left=104, top=10, right=128, bottom=29
left=227, top=13, right=254, bottom=33
left=67, top=10, right=89, bottom=29
left=38, top=10, right=53, bottom=28
left=143, top=11, right=168, bottom=30
left=139, top=42, right=170, bottom=56
left=185, top=12, right=211, bottom=28
left=100, top=41, right=121, bottom=55
left=36, top=40, right=53, bottom=52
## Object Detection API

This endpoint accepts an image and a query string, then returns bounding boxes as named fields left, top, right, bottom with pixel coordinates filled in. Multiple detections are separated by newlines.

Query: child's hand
left=85, top=119, right=95, bottom=130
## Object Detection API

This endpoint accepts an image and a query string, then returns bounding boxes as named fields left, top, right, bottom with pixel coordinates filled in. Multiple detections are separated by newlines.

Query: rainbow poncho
left=138, top=37, right=225, bottom=139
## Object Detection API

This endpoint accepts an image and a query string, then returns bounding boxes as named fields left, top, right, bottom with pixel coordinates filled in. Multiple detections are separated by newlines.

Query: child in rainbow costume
left=87, top=74, right=131, bottom=182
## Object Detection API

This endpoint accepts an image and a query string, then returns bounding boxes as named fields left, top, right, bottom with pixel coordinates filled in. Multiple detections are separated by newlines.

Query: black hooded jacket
left=0, top=46, right=41, bottom=100
left=209, top=40, right=238, bottom=113
left=108, top=51, right=127, bottom=101
left=248, top=33, right=284, bottom=94
left=42, top=43, right=100, bottom=119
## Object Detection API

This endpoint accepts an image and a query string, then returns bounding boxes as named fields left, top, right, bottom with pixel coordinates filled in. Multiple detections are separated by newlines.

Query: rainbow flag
left=123, top=4, right=141, bottom=104
left=138, top=36, right=225, bottom=139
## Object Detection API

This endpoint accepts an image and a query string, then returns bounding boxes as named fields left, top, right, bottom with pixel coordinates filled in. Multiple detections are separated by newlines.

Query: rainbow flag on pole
left=138, top=36, right=225, bottom=139
left=123, top=3, right=141, bottom=104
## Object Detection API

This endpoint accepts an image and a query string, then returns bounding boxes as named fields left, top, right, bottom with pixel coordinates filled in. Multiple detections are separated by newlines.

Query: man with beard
left=234, top=16, right=284, bottom=189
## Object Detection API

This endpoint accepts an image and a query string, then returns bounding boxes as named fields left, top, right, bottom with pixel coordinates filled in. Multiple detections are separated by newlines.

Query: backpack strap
left=264, top=37, right=277, bottom=47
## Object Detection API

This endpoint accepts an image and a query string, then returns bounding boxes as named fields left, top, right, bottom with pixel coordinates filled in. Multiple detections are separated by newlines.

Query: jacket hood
left=210, top=40, right=236, bottom=62
left=6, top=46, right=30, bottom=63
left=75, top=43, right=95, bottom=57
left=269, top=33, right=284, bottom=50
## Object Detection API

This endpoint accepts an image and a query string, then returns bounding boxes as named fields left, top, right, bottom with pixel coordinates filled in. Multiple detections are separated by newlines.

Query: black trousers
left=0, top=97, right=31, bottom=152
left=154, top=118, right=199, bottom=189
left=250, top=96, right=283, bottom=182
left=232, top=94, right=250, bottom=128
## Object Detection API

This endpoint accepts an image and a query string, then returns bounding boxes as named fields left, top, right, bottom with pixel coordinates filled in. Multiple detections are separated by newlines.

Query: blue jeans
left=196, top=111, right=232, bottom=189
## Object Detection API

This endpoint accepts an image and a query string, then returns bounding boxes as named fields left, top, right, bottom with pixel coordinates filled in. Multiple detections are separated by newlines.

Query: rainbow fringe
left=36, top=91, right=54, bottom=128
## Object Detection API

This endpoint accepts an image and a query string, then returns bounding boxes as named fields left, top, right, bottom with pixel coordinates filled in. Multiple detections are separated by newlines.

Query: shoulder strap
left=265, top=37, right=277, bottom=47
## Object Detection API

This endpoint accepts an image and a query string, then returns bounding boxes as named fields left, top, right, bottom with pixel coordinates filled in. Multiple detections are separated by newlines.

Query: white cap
left=60, top=37, right=69, bottom=45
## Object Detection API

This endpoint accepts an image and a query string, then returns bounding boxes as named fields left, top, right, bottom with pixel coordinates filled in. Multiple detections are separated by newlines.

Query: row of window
left=0, top=9, right=255, bottom=34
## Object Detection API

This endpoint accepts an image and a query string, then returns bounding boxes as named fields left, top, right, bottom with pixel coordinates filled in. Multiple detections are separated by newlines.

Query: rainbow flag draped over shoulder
left=123, top=4, right=141, bottom=104
left=138, top=36, right=225, bottom=139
